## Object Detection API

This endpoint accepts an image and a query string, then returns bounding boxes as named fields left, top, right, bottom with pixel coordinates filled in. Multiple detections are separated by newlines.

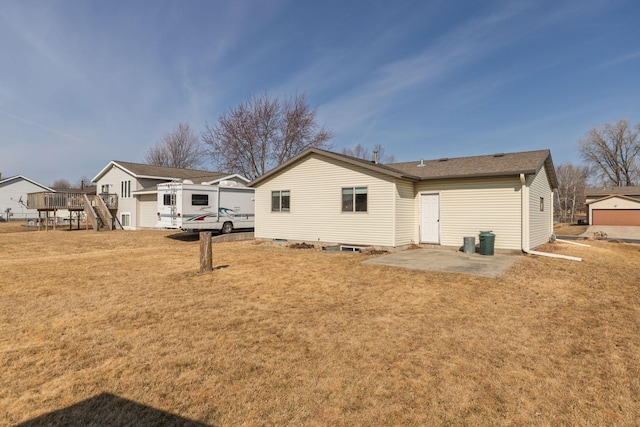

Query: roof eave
left=585, top=194, right=640, bottom=204
left=0, top=175, right=54, bottom=192
left=417, top=170, right=538, bottom=182
left=249, top=148, right=417, bottom=187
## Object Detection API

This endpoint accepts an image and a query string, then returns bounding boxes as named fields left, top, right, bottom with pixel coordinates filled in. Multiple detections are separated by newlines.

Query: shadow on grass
left=166, top=232, right=203, bottom=242
left=16, top=392, right=213, bottom=427
left=165, top=230, right=253, bottom=243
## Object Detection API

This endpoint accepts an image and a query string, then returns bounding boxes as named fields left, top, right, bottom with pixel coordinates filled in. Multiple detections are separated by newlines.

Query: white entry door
left=420, top=194, right=440, bottom=243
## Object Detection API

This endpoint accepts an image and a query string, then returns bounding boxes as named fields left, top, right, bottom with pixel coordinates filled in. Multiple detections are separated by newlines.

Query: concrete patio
left=362, top=248, right=521, bottom=278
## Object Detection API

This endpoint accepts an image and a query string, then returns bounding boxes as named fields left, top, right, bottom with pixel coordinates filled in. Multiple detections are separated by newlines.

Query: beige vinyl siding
left=138, top=178, right=166, bottom=190
left=528, top=167, right=552, bottom=249
left=137, top=194, right=159, bottom=228
left=255, top=154, right=397, bottom=247
left=415, top=177, right=522, bottom=250
left=589, top=197, right=640, bottom=210
left=394, top=179, right=415, bottom=246
left=96, top=166, right=138, bottom=228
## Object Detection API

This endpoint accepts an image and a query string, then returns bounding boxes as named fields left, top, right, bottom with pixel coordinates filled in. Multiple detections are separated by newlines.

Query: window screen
left=192, top=194, right=208, bottom=206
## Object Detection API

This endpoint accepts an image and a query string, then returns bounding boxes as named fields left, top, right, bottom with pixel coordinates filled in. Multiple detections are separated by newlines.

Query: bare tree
left=51, top=178, right=71, bottom=189
left=579, top=119, right=640, bottom=186
left=342, top=143, right=395, bottom=163
left=145, top=123, right=204, bottom=169
left=202, top=92, right=333, bottom=180
left=554, top=162, right=590, bottom=224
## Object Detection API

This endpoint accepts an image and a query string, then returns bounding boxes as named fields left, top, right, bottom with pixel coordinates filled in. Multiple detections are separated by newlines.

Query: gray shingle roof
left=387, top=150, right=553, bottom=181
left=585, top=186, right=640, bottom=197
left=250, top=147, right=557, bottom=188
left=112, top=161, right=227, bottom=182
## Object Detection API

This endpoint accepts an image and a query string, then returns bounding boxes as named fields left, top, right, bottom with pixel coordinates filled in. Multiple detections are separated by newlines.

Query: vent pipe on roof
left=373, top=150, right=379, bottom=164
left=417, top=159, right=425, bottom=167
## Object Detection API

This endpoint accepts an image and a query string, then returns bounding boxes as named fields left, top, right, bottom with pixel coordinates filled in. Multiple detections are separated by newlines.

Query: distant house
left=249, top=148, right=558, bottom=251
left=0, top=174, right=53, bottom=221
left=91, top=161, right=248, bottom=229
left=585, top=186, right=640, bottom=226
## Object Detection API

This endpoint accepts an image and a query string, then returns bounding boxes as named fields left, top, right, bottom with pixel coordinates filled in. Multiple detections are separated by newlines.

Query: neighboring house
left=0, top=174, right=53, bottom=220
left=92, top=161, right=248, bottom=229
left=584, top=186, right=640, bottom=226
left=249, top=148, right=558, bottom=251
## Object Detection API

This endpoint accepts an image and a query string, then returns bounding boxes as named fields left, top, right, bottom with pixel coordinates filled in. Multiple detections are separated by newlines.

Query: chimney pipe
left=373, top=150, right=379, bottom=164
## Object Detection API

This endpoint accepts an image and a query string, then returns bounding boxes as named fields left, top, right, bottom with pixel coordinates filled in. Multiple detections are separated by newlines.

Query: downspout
left=520, top=174, right=582, bottom=262
left=520, top=174, right=529, bottom=252
left=392, top=181, right=397, bottom=248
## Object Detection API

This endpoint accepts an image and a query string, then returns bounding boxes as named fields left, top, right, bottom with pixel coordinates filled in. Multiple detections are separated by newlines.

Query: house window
left=100, top=184, right=109, bottom=194
left=121, top=213, right=131, bottom=227
left=342, top=187, right=367, bottom=212
left=163, top=194, right=176, bottom=206
left=192, top=194, right=209, bottom=206
left=540, top=197, right=544, bottom=212
left=271, top=190, right=290, bottom=212
left=120, top=180, right=131, bottom=198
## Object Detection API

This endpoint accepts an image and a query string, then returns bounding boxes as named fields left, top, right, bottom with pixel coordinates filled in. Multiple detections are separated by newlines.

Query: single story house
left=585, top=186, right=640, bottom=226
left=249, top=148, right=558, bottom=251
left=0, top=174, right=53, bottom=220
left=92, top=161, right=248, bottom=229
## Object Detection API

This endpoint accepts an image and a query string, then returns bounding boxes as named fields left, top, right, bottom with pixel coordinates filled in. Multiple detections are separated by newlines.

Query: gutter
left=520, top=174, right=582, bottom=262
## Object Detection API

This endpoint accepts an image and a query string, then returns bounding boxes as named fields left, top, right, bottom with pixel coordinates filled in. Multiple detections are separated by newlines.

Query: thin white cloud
left=592, top=50, right=640, bottom=70
left=319, top=3, right=531, bottom=136
left=0, top=3, right=85, bottom=80
left=0, top=109, right=81, bottom=141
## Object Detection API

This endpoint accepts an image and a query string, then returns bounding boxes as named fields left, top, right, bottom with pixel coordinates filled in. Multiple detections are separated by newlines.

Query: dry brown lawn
left=553, top=222, right=589, bottom=236
left=1, top=223, right=640, bottom=426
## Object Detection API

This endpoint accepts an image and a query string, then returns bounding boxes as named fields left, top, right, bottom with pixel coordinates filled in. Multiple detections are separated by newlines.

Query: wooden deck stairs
left=83, top=194, right=116, bottom=231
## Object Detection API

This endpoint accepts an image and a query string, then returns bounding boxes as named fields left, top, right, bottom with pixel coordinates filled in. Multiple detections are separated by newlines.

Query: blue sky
left=1, top=0, right=638, bottom=185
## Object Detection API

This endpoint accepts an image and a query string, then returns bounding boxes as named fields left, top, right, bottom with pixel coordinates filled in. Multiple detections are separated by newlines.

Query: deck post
left=199, top=231, right=213, bottom=272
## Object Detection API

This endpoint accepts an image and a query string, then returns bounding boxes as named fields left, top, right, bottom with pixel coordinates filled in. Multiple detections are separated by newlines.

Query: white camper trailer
left=157, top=180, right=255, bottom=233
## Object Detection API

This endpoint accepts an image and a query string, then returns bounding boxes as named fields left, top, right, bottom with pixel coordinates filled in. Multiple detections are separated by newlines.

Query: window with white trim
left=121, top=213, right=131, bottom=227
left=121, top=180, right=131, bottom=198
left=271, top=190, right=290, bottom=212
left=342, top=187, right=367, bottom=212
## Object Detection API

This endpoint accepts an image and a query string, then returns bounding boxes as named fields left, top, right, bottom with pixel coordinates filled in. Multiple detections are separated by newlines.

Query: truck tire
left=221, top=221, right=233, bottom=234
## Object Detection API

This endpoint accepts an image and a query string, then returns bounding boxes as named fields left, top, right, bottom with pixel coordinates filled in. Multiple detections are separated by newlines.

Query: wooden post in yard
left=200, top=231, right=213, bottom=272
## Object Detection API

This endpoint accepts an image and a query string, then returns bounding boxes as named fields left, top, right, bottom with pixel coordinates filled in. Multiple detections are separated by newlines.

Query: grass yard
left=553, top=222, right=589, bottom=236
left=1, top=223, right=640, bottom=425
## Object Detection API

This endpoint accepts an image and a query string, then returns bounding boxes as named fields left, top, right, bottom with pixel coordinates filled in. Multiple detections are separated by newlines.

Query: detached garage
left=585, top=187, right=640, bottom=226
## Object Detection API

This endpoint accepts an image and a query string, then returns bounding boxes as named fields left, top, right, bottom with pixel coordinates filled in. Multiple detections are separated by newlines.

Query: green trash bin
left=479, top=231, right=495, bottom=256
